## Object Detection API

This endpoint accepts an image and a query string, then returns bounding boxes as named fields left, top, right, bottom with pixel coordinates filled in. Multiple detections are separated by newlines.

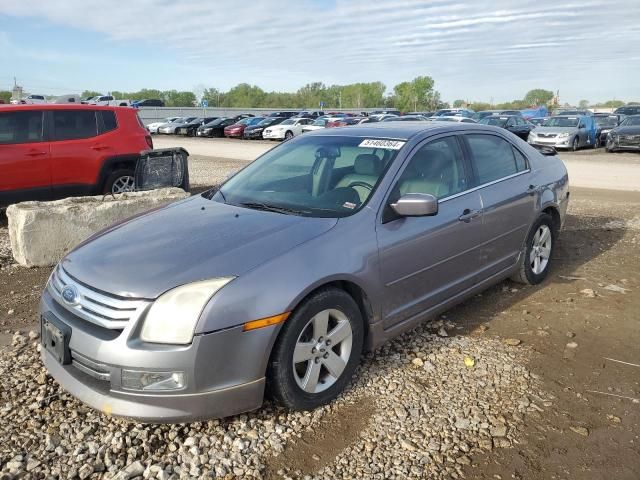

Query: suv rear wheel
left=104, top=169, right=135, bottom=194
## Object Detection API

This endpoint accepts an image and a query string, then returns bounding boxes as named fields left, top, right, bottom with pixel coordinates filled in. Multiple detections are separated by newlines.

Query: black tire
left=284, top=131, right=294, bottom=141
left=511, top=213, right=555, bottom=285
left=571, top=136, right=579, bottom=152
left=268, top=288, right=364, bottom=411
left=103, top=169, right=135, bottom=194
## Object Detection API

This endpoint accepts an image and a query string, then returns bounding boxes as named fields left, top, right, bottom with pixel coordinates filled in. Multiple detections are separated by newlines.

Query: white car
left=23, top=94, right=48, bottom=104
left=147, top=117, right=181, bottom=134
left=302, top=118, right=329, bottom=133
left=428, top=116, right=477, bottom=123
left=263, top=117, right=314, bottom=140
left=88, top=95, right=131, bottom=107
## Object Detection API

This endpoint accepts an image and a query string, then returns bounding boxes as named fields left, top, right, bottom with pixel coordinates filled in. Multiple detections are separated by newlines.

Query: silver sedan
left=41, top=122, right=569, bottom=422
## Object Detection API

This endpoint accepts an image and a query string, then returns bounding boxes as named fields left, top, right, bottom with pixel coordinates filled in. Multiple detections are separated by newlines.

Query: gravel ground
left=1, top=319, right=544, bottom=480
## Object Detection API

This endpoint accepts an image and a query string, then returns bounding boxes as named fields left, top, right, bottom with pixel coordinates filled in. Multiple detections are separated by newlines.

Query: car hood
left=245, top=125, right=266, bottom=131
left=533, top=126, right=578, bottom=134
left=61, top=195, right=337, bottom=299
left=612, top=126, right=640, bottom=135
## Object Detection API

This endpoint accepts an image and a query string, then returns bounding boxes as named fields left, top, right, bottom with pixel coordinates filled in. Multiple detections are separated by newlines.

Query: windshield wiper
left=238, top=202, right=309, bottom=216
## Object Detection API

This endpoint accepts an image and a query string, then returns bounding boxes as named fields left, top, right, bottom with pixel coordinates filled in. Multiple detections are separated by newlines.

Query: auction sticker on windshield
left=359, top=139, right=406, bottom=150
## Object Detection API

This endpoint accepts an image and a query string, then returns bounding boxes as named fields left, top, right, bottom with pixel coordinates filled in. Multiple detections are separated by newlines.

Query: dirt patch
left=264, top=397, right=376, bottom=478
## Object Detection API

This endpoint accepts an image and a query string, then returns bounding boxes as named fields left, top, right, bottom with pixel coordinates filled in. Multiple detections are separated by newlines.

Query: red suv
left=0, top=104, right=153, bottom=206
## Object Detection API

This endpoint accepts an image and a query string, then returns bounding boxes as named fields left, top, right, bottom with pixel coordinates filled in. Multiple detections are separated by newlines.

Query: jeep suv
left=0, top=105, right=153, bottom=206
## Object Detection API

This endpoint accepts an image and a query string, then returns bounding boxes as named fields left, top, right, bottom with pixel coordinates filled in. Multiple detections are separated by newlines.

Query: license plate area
left=41, top=314, right=71, bottom=365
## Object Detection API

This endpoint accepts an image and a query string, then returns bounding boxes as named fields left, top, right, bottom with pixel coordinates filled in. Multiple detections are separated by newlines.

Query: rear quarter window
left=98, top=110, right=118, bottom=134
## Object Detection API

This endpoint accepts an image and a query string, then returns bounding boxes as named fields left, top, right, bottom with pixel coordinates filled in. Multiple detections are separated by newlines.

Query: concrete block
left=7, top=188, right=190, bottom=267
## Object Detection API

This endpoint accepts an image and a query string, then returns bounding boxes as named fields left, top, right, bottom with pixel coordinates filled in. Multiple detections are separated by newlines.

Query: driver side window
left=393, top=136, right=467, bottom=200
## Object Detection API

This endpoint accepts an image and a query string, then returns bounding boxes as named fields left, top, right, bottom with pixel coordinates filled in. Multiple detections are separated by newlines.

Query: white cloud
left=0, top=0, right=638, bottom=103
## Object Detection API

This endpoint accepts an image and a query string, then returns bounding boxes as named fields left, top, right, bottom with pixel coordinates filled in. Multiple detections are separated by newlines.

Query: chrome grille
left=71, top=351, right=111, bottom=381
left=538, top=133, right=557, bottom=138
left=48, top=266, right=149, bottom=329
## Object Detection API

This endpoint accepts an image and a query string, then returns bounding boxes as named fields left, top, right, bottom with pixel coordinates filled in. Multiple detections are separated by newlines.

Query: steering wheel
left=346, top=181, right=373, bottom=191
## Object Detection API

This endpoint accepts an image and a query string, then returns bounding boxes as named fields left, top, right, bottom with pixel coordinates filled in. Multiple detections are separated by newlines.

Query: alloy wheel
left=111, top=176, right=135, bottom=194
left=530, top=224, right=551, bottom=275
left=292, top=309, right=353, bottom=394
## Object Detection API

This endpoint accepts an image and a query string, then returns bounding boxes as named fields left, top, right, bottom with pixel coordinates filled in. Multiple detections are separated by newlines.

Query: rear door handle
left=458, top=209, right=481, bottom=223
left=25, top=150, right=47, bottom=156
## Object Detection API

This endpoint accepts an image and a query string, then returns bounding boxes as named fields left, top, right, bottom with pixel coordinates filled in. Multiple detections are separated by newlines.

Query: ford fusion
left=41, top=123, right=569, bottom=422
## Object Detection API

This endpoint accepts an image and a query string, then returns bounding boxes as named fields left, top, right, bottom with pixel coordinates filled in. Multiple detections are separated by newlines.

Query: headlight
left=140, top=277, right=234, bottom=344
left=557, top=132, right=570, bottom=138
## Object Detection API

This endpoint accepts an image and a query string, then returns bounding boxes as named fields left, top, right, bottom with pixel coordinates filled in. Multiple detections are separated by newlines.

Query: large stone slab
left=7, top=188, right=190, bottom=267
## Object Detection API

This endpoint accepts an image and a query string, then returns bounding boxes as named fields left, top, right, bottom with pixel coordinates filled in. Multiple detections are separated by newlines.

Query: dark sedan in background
left=196, top=118, right=238, bottom=138
left=177, top=117, right=218, bottom=136
left=244, top=117, right=286, bottom=139
left=606, top=115, right=640, bottom=152
left=478, top=115, right=534, bottom=140
left=594, top=114, right=624, bottom=146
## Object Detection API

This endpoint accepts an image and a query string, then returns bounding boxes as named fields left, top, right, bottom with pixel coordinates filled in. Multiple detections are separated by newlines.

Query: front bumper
left=243, top=130, right=264, bottom=139
left=225, top=130, right=243, bottom=137
left=607, top=135, right=640, bottom=151
left=528, top=136, right=572, bottom=149
left=263, top=130, right=285, bottom=140
left=40, top=287, right=274, bottom=422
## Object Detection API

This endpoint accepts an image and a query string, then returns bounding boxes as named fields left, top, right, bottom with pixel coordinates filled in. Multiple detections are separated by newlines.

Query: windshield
left=312, top=119, right=327, bottom=126
left=258, top=118, right=279, bottom=126
left=479, top=116, right=508, bottom=127
left=621, top=116, right=640, bottom=126
left=211, top=135, right=402, bottom=218
left=545, top=117, right=579, bottom=127
left=595, top=116, right=618, bottom=127
left=248, top=117, right=265, bottom=125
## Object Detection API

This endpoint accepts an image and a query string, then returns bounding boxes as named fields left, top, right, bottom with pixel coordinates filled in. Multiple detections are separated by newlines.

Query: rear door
left=376, top=135, right=484, bottom=330
left=49, top=109, right=105, bottom=196
left=462, top=133, right=536, bottom=279
left=0, top=109, right=51, bottom=203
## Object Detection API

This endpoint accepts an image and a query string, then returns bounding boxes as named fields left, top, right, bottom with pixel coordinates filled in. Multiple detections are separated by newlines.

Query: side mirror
left=391, top=193, right=438, bottom=217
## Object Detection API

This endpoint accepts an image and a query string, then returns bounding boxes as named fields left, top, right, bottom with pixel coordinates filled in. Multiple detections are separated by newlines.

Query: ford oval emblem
left=61, top=285, right=79, bottom=306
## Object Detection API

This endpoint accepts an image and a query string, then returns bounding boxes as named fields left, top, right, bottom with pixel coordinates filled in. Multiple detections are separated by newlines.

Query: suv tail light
left=145, top=134, right=153, bottom=149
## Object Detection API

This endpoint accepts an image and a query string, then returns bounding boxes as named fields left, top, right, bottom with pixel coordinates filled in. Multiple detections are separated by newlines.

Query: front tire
left=571, top=136, right=579, bottom=152
left=511, top=214, right=555, bottom=285
left=284, top=131, right=294, bottom=141
left=268, top=288, right=364, bottom=411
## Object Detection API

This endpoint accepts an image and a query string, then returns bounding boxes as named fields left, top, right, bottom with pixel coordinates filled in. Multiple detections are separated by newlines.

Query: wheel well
left=295, top=280, right=372, bottom=346
left=542, top=205, right=561, bottom=234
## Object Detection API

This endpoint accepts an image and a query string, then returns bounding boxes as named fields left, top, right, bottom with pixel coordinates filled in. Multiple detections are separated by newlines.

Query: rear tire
left=511, top=214, right=555, bottom=285
left=268, top=288, right=364, bottom=411
left=104, top=169, right=135, bottom=194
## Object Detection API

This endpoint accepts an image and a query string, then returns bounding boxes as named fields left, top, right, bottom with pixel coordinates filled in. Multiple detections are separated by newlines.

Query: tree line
left=2, top=83, right=637, bottom=111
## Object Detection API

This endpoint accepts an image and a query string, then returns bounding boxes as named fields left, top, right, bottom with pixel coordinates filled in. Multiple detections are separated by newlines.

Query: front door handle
left=91, top=144, right=109, bottom=151
left=25, top=150, right=47, bottom=156
left=458, top=208, right=481, bottom=223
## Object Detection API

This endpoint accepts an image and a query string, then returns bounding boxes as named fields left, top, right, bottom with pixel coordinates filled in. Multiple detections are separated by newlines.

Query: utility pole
left=339, top=91, right=342, bottom=110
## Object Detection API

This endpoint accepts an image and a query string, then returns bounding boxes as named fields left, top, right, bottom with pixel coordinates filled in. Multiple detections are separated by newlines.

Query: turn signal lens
left=243, top=313, right=290, bottom=332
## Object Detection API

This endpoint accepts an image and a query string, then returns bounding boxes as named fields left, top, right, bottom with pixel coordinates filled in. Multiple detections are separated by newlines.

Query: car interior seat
left=335, top=154, right=383, bottom=203
left=399, top=149, right=455, bottom=198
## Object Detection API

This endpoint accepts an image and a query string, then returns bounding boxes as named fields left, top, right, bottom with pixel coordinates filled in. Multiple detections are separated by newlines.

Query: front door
left=376, top=135, right=485, bottom=330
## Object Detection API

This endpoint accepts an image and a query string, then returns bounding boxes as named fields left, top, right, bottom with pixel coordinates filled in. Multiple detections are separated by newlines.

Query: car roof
left=304, top=121, right=489, bottom=140
left=0, top=104, right=129, bottom=111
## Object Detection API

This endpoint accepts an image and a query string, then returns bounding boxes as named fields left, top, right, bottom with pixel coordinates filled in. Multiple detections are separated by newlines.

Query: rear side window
left=0, top=111, right=44, bottom=144
left=98, top=110, right=118, bottom=134
left=513, top=148, right=528, bottom=171
left=466, top=134, right=521, bottom=185
left=52, top=110, right=98, bottom=141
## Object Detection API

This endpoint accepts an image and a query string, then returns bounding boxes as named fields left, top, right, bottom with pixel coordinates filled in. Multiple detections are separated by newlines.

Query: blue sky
left=0, top=0, right=638, bottom=104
